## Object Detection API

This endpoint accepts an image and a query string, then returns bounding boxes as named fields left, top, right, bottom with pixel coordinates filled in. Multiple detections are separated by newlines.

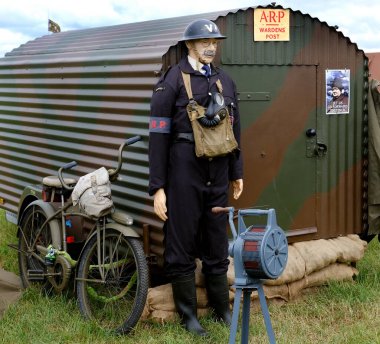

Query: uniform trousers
left=163, top=141, right=230, bottom=277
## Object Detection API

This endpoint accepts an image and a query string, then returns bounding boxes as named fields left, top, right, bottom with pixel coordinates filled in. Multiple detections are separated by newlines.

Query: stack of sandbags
left=142, top=283, right=235, bottom=324
left=262, top=234, right=366, bottom=301
left=142, top=234, right=367, bottom=323
left=141, top=259, right=235, bottom=323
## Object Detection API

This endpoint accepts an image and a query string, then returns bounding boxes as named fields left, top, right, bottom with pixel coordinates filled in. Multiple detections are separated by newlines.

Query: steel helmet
left=180, top=19, right=226, bottom=41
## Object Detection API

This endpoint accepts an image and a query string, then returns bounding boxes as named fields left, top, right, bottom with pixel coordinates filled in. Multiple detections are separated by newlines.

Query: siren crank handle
left=211, top=206, right=237, bottom=219
left=212, top=206, right=238, bottom=239
left=211, top=206, right=231, bottom=214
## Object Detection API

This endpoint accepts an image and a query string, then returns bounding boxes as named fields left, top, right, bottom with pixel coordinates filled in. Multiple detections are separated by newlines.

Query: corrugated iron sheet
left=0, top=8, right=246, bottom=257
left=211, top=7, right=367, bottom=240
left=0, top=5, right=368, bottom=258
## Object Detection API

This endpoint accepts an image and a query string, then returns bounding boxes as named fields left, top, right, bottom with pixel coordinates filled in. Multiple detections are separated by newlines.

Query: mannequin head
left=185, top=39, right=218, bottom=65
left=180, top=19, right=226, bottom=65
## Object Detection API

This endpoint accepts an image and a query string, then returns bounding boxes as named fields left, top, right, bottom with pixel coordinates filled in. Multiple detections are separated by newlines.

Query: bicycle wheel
left=18, top=205, right=54, bottom=289
left=76, top=229, right=148, bottom=334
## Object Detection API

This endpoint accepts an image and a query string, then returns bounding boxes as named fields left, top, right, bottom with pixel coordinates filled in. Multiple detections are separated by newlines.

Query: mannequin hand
left=154, top=188, right=168, bottom=221
left=232, top=179, right=243, bottom=200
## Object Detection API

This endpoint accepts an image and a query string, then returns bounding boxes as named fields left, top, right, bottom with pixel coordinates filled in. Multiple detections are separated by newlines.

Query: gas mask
left=198, top=92, right=228, bottom=128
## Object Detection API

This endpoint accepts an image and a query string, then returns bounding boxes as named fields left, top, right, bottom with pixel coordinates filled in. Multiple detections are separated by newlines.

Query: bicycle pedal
left=27, top=269, right=45, bottom=281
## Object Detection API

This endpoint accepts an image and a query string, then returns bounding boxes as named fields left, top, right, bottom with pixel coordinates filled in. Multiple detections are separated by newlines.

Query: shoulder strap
left=216, top=79, right=223, bottom=94
left=181, top=71, right=223, bottom=97
left=181, top=71, right=193, bottom=100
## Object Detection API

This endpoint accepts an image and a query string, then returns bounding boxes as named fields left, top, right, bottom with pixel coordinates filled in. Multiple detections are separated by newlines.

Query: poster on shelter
left=326, top=69, right=350, bottom=114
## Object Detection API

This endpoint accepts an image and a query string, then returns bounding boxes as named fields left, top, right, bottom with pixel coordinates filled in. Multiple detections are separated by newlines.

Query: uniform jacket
left=148, top=57, right=243, bottom=196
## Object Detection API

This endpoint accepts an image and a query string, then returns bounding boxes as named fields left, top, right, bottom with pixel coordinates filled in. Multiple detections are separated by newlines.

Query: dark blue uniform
left=149, top=57, right=243, bottom=277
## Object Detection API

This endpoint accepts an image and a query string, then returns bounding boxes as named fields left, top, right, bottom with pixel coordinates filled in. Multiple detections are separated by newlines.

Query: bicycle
left=14, top=135, right=149, bottom=334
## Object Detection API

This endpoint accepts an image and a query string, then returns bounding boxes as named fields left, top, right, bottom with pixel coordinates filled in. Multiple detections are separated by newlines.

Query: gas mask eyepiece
left=198, top=92, right=228, bottom=127
left=198, top=92, right=228, bottom=128
left=205, top=92, right=227, bottom=120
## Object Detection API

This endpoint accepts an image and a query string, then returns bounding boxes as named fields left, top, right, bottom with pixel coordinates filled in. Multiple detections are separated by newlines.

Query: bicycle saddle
left=42, top=176, right=77, bottom=188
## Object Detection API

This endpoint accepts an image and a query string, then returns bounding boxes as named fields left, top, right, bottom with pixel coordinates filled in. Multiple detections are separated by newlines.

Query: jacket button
left=208, top=158, right=213, bottom=161
left=206, top=181, right=211, bottom=186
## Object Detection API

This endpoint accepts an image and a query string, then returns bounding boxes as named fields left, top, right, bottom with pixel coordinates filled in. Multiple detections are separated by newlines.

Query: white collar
left=187, top=55, right=211, bottom=75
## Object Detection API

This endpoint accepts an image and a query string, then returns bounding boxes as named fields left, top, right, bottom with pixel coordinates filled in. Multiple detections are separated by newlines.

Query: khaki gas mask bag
left=181, top=71, right=238, bottom=158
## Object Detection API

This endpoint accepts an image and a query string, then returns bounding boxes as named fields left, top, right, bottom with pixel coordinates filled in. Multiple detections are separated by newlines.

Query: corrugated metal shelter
left=0, top=5, right=369, bottom=262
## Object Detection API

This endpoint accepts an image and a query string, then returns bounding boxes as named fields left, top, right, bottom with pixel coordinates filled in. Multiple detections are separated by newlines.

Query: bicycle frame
left=14, top=135, right=149, bottom=333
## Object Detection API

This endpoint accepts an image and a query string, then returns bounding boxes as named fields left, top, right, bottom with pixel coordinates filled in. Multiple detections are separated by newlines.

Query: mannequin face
left=186, top=39, right=218, bottom=65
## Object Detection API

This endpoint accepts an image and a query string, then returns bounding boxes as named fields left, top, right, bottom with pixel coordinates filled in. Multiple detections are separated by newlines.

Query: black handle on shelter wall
left=315, top=142, right=328, bottom=157
left=305, top=129, right=327, bottom=157
left=305, top=128, right=317, bottom=138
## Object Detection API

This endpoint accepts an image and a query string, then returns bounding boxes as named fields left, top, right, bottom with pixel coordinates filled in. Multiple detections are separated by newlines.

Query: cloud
left=0, top=0, right=254, bottom=56
left=281, top=0, right=380, bottom=52
left=0, top=28, right=32, bottom=56
left=0, top=0, right=379, bottom=57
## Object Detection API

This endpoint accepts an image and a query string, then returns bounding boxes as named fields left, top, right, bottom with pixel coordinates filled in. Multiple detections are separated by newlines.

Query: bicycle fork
left=96, top=218, right=106, bottom=281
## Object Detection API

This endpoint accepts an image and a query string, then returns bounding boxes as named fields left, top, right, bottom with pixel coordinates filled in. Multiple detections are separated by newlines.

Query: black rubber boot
left=205, top=273, right=232, bottom=325
left=171, top=273, right=208, bottom=336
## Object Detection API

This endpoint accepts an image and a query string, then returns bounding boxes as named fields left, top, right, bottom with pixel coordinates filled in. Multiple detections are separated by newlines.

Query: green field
left=0, top=209, right=379, bottom=344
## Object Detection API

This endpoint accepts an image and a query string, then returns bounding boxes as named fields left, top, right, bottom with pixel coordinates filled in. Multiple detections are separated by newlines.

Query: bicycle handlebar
left=109, top=135, right=142, bottom=177
left=58, top=161, right=77, bottom=190
left=58, top=135, right=142, bottom=190
left=62, top=161, right=78, bottom=170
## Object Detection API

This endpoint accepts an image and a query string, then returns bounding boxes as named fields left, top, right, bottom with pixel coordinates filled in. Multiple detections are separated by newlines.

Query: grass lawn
left=1, top=209, right=379, bottom=343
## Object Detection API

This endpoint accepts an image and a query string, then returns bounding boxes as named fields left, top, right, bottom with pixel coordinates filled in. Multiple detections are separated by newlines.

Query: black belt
left=173, top=132, right=194, bottom=143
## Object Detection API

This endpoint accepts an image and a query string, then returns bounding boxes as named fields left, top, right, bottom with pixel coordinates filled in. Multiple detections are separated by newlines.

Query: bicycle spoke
left=76, top=230, right=148, bottom=333
left=18, top=206, right=54, bottom=289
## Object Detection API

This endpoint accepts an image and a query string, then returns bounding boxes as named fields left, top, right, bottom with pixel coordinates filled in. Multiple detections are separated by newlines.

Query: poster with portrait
left=326, top=69, right=350, bottom=114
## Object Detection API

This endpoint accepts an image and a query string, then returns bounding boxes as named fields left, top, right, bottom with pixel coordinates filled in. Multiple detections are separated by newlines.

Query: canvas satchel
left=181, top=72, right=238, bottom=158
left=72, top=167, right=113, bottom=218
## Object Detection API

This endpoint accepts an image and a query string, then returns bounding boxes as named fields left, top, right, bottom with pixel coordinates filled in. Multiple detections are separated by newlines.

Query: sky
left=0, top=0, right=379, bottom=58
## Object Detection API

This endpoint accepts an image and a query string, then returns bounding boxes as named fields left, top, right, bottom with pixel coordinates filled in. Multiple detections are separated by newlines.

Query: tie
left=202, top=65, right=211, bottom=78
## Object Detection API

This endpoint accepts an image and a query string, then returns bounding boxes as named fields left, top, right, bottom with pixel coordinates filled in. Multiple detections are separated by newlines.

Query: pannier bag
left=72, top=167, right=113, bottom=218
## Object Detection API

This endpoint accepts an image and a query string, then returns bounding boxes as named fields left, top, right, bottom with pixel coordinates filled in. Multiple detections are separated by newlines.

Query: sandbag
left=147, top=283, right=211, bottom=312
left=142, top=235, right=367, bottom=324
left=262, top=284, right=290, bottom=301
left=305, top=263, right=358, bottom=288
left=293, top=239, right=340, bottom=275
left=264, top=245, right=306, bottom=286
left=288, top=277, right=308, bottom=300
left=332, top=236, right=367, bottom=263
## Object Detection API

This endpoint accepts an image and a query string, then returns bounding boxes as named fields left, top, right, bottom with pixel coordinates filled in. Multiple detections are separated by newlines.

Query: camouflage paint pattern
left=0, top=6, right=368, bottom=262
left=218, top=9, right=368, bottom=242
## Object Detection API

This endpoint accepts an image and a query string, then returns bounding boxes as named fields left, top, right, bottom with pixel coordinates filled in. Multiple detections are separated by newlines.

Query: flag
left=48, top=19, right=61, bottom=33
